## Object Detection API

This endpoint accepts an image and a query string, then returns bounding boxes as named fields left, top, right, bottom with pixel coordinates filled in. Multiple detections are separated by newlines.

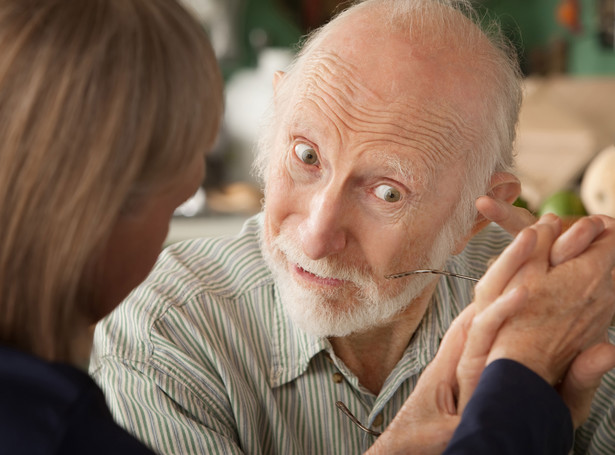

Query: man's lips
left=293, top=264, right=345, bottom=287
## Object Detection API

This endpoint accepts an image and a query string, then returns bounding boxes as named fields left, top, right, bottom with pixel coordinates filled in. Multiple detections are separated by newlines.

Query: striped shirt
left=90, top=214, right=615, bottom=454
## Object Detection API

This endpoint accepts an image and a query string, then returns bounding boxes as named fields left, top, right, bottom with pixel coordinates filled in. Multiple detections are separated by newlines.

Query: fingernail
left=537, top=213, right=559, bottom=224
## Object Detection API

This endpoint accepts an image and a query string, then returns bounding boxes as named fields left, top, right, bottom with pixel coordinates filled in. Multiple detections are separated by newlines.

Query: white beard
left=261, top=223, right=455, bottom=337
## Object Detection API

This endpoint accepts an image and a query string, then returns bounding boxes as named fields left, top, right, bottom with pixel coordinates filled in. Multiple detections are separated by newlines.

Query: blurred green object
left=480, top=0, right=615, bottom=75
left=513, top=196, right=529, bottom=210
left=538, top=189, right=588, bottom=217
left=220, top=0, right=302, bottom=79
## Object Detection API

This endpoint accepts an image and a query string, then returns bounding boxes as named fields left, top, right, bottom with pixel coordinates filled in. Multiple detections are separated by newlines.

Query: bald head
left=295, top=2, right=493, bottom=132
left=306, top=0, right=492, bottom=59
left=255, top=0, right=521, bottom=235
left=297, top=1, right=517, bottom=129
left=257, top=0, right=520, bottom=172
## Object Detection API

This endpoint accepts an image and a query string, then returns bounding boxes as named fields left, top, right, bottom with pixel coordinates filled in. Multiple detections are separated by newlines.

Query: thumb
left=457, top=286, right=528, bottom=413
left=403, top=305, right=476, bottom=417
left=559, top=342, right=615, bottom=428
left=425, top=304, right=476, bottom=386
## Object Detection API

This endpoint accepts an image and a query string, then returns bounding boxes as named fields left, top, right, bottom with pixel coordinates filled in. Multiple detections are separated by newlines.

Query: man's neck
left=328, top=281, right=438, bottom=394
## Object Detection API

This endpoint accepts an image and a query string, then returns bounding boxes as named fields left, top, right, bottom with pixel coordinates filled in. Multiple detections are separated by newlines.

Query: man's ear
left=452, top=172, right=521, bottom=254
left=485, top=171, right=522, bottom=203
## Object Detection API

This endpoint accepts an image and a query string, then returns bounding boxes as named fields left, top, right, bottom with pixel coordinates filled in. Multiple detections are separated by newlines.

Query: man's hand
left=474, top=213, right=615, bottom=426
left=365, top=287, right=528, bottom=455
left=476, top=194, right=536, bottom=236
left=476, top=195, right=611, bottom=265
left=363, top=307, right=470, bottom=455
left=482, top=215, right=615, bottom=382
left=560, top=341, right=615, bottom=427
left=365, top=228, right=538, bottom=455
left=366, top=204, right=615, bottom=454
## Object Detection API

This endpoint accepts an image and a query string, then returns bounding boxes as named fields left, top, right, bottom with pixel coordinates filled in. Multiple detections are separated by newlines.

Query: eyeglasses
left=336, top=401, right=382, bottom=437
left=336, top=269, right=480, bottom=437
left=384, top=268, right=480, bottom=282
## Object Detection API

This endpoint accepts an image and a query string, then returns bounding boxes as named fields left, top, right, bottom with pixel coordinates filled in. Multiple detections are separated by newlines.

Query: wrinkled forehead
left=283, top=48, right=481, bottom=171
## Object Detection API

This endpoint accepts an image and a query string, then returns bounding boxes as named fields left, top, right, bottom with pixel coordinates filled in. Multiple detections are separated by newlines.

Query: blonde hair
left=0, top=0, right=223, bottom=362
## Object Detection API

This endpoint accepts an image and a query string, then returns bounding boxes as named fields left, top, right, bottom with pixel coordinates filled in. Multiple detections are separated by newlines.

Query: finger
left=467, top=287, right=529, bottom=360
left=379, top=311, right=476, bottom=452
left=498, top=215, right=563, bottom=292
left=474, top=214, right=560, bottom=309
left=409, top=305, right=477, bottom=419
left=554, top=216, right=615, bottom=284
left=473, top=228, right=536, bottom=309
left=457, top=286, right=528, bottom=412
left=550, top=216, right=606, bottom=266
left=475, top=195, right=536, bottom=235
left=427, top=305, right=477, bottom=384
left=559, top=342, right=615, bottom=428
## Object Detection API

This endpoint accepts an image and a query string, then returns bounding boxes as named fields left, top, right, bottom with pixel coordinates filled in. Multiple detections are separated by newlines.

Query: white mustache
left=272, top=234, right=371, bottom=285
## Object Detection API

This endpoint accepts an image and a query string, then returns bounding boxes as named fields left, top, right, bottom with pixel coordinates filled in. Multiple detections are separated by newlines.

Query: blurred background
left=168, top=0, right=615, bottom=243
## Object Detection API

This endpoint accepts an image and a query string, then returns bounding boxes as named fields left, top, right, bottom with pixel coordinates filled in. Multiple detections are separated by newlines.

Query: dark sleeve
left=58, top=380, right=158, bottom=455
left=443, top=358, right=573, bottom=455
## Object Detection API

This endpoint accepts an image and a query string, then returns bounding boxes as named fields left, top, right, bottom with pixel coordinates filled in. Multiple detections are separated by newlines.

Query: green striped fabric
left=90, top=214, right=615, bottom=454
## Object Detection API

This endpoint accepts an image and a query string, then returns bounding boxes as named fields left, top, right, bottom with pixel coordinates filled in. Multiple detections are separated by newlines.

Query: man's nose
left=299, top=186, right=348, bottom=260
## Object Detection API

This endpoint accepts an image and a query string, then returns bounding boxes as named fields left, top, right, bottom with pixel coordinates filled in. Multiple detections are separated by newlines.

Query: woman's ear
left=272, top=71, right=285, bottom=92
left=272, top=71, right=287, bottom=111
left=452, top=172, right=521, bottom=254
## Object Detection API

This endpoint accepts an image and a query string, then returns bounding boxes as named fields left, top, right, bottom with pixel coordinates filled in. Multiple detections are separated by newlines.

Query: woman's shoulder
left=0, top=346, right=156, bottom=454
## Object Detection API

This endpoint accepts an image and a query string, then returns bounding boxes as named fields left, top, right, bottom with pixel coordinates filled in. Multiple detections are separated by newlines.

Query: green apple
left=538, top=189, right=587, bottom=217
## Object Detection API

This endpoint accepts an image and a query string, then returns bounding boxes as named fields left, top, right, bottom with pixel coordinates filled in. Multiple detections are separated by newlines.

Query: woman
left=0, top=0, right=222, bottom=452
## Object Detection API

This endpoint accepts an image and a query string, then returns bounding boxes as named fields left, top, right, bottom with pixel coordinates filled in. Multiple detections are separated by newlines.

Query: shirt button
left=372, top=413, right=384, bottom=427
left=332, top=372, right=344, bottom=383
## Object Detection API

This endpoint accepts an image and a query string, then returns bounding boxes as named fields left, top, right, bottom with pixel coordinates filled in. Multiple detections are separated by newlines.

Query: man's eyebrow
left=373, top=151, right=434, bottom=187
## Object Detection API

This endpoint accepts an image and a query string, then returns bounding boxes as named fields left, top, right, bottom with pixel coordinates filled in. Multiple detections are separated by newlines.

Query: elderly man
left=91, top=0, right=615, bottom=453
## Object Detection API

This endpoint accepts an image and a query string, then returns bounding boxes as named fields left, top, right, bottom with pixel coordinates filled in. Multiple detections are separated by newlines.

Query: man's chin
left=283, top=298, right=409, bottom=338
left=276, top=275, right=417, bottom=338
left=282, top=300, right=373, bottom=338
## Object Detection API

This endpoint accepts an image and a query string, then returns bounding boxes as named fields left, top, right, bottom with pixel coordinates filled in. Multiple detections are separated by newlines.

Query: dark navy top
left=0, top=346, right=572, bottom=454
left=0, top=346, right=155, bottom=454
left=444, top=358, right=573, bottom=455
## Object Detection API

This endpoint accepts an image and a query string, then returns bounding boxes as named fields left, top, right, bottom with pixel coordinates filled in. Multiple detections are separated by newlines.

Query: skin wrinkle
left=285, top=111, right=430, bottom=216
left=281, top=74, right=472, bottom=234
left=292, top=51, right=478, bottom=178
left=288, top=119, right=426, bottom=189
left=375, top=151, right=429, bottom=192
left=288, top=105, right=431, bottom=193
left=300, top=52, right=378, bottom=102
left=291, top=90, right=467, bottom=191
left=275, top=115, right=462, bottom=254
left=283, top=140, right=420, bottom=243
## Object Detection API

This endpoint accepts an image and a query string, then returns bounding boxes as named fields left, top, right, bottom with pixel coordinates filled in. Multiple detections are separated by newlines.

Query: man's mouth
left=293, top=264, right=345, bottom=287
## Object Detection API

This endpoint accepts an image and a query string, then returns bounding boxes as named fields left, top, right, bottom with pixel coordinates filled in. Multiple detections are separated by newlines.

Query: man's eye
left=374, top=185, right=401, bottom=202
left=294, top=143, right=319, bottom=165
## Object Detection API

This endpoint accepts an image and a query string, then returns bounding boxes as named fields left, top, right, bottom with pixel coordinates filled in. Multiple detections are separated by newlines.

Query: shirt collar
left=269, top=284, right=329, bottom=388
